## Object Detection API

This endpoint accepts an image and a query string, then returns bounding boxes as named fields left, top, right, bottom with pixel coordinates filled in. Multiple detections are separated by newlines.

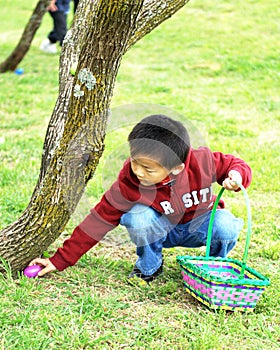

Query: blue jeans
left=120, top=204, right=243, bottom=276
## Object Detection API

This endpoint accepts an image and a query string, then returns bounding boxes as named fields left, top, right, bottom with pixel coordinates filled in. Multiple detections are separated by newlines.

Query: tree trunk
left=0, top=0, right=190, bottom=274
left=0, top=0, right=49, bottom=73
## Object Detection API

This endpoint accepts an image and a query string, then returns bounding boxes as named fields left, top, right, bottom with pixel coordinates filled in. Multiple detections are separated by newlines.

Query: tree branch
left=0, top=0, right=49, bottom=72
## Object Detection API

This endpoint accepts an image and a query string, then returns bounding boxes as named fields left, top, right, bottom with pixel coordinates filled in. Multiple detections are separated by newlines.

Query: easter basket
left=176, top=184, right=270, bottom=312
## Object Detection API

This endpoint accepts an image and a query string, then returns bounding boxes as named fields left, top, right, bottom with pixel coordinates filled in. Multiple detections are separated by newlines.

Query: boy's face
left=130, top=155, right=170, bottom=186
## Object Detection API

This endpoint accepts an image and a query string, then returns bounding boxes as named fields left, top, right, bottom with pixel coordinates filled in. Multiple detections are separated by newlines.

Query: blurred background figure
left=40, top=0, right=71, bottom=54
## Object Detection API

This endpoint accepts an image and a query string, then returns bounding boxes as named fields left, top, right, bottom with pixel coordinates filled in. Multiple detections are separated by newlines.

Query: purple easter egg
left=23, top=265, right=42, bottom=278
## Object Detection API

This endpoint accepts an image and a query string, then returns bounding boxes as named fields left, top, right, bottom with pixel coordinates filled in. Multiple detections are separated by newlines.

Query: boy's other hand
left=28, top=258, right=56, bottom=276
left=222, top=170, right=242, bottom=191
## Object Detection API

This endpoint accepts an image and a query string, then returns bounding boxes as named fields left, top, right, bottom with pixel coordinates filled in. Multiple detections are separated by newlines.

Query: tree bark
left=0, top=0, right=49, bottom=73
left=0, top=0, right=190, bottom=274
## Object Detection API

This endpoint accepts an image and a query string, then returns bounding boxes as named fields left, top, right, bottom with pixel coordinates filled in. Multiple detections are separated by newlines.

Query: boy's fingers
left=223, top=178, right=239, bottom=191
left=28, top=258, right=46, bottom=267
left=28, top=258, right=56, bottom=276
left=37, top=266, right=54, bottom=277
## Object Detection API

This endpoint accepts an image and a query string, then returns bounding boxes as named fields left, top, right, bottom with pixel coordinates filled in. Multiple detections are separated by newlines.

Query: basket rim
left=176, top=255, right=270, bottom=287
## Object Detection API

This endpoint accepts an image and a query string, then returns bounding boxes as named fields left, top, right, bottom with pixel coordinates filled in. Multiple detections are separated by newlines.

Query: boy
left=30, top=115, right=252, bottom=283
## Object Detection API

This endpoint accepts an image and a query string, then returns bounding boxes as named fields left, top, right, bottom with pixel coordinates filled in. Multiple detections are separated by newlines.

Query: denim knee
left=120, top=204, right=159, bottom=228
left=120, top=204, right=172, bottom=247
left=213, top=210, right=243, bottom=241
left=210, top=209, right=243, bottom=257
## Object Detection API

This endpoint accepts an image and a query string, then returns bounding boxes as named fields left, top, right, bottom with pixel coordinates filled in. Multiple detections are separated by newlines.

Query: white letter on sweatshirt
left=200, top=187, right=210, bottom=202
left=192, top=190, right=200, bottom=205
left=182, top=193, right=193, bottom=208
left=160, top=201, right=175, bottom=215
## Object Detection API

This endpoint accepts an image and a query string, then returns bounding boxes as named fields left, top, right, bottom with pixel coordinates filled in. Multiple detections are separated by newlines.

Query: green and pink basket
left=177, top=184, right=270, bottom=312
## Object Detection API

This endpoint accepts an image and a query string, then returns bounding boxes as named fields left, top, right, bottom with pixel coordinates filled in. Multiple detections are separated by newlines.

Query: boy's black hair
left=128, top=115, right=190, bottom=170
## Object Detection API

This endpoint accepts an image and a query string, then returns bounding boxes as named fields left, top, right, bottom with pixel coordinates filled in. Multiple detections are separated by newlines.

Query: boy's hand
left=47, top=0, right=57, bottom=12
left=28, top=258, right=56, bottom=277
left=222, top=170, right=242, bottom=191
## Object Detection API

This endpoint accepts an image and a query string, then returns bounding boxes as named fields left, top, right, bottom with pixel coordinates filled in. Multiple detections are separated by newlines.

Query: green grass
left=0, top=0, right=280, bottom=349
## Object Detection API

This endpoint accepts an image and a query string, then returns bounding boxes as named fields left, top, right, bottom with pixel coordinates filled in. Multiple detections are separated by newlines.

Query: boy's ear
left=171, top=163, right=185, bottom=175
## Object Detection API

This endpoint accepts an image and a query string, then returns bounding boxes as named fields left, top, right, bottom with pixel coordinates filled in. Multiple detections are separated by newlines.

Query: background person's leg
left=48, top=11, right=67, bottom=46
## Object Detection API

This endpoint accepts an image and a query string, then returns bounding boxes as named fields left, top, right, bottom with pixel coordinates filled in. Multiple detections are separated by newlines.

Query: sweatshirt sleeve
left=48, top=186, right=128, bottom=271
left=212, top=151, right=252, bottom=190
left=49, top=226, right=98, bottom=271
left=49, top=160, right=135, bottom=271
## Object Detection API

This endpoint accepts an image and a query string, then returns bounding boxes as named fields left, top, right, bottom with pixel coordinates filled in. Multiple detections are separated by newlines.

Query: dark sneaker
left=128, top=263, right=163, bottom=284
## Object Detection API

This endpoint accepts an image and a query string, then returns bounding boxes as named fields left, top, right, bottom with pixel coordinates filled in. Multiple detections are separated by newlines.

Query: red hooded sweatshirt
left=50, top=147, right=252, bottom=271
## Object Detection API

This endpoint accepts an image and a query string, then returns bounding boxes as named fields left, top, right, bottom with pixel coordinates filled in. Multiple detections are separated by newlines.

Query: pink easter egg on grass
left=23, top=265, right=42, bottom=278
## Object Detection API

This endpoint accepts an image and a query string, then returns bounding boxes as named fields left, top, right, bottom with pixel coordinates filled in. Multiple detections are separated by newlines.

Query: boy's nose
left=134, top=167, right=144, bottom=178
left=135, top=171, right=144, bottom=179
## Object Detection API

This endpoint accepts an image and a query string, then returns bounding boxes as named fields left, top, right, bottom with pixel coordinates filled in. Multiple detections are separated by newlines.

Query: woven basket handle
left=205, top=183, right=252, bottom=275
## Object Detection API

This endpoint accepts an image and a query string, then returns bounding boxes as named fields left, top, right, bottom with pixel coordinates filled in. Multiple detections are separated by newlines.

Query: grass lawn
left=0, top=0, right=279, bottom=349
